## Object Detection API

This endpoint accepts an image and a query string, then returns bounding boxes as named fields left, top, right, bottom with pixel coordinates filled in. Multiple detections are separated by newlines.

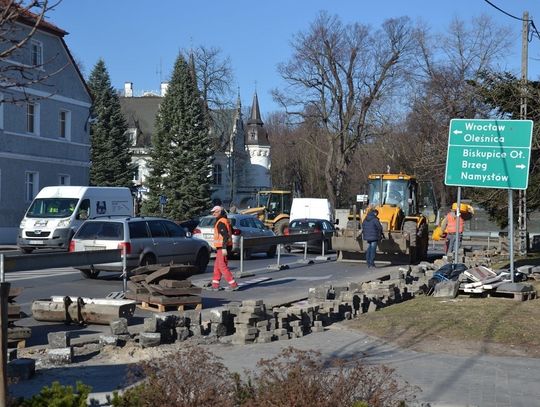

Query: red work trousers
left=212, top=249, right=238, bottom=288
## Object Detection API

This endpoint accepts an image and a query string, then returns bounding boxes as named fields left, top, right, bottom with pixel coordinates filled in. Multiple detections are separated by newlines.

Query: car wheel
left=80, top=269, right=100, bottom=279
left=243, top=249, right=252, bottom=260
left=20, top=248, right=33, bottom=254
left=267, top=245, right=277, bottom=258
left=141, top=254, right=156, bottom=266
left=195, top=249, right=210, bottom=274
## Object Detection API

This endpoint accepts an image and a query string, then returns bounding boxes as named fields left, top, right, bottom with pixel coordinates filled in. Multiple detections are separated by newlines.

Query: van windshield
left=26, top=198, right=79, bottom=218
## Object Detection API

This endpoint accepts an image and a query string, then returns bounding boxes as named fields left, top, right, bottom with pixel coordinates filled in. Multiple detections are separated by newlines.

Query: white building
left=119, top=86, right=271, bottom=210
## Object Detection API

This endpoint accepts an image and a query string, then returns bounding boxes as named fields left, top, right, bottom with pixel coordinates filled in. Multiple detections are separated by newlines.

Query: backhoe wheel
left=274, top=219, right=289, bottom=236
left=403, top=221, right=418, bottom=264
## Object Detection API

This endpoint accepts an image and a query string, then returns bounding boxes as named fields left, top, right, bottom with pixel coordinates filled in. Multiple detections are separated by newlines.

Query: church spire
left=247, top=91, right=263, bottom=125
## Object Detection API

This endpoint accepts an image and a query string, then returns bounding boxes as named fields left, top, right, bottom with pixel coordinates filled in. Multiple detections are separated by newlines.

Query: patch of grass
left=346, top=281, right=540, bottom=356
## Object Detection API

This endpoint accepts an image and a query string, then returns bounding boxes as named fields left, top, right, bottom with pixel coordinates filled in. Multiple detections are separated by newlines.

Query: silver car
left=193, top=214, right=276, bottom=259
left=69, top=216, right=211, bottom=279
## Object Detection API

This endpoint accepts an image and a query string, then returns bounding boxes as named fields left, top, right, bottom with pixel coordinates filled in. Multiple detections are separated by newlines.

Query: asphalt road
left=6, top=248, right=405, bottom=347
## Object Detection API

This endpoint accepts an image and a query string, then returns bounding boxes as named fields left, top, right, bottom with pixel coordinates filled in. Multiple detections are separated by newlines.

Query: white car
left=69, top=216, right=211, bottom=279
left=193, top=214, right=276, bottom=259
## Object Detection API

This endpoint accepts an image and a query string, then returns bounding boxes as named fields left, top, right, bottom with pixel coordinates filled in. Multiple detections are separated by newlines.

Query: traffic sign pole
left=509, top=190, right=515, bottom=282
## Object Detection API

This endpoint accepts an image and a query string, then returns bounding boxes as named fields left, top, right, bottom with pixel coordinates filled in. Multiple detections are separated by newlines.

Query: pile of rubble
left=126, top=264, right=202, bottom=312
left=7, top=287, right=31, bottom=348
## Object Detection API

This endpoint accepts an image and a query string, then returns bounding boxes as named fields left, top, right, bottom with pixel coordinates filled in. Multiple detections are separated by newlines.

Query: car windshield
left=75, top=222, right=124, bottom=240
left=198, top=216, right=237, bottom=227
left=290, top=220, right=321, bottom=229
left=26, top=198, right=79, bottom=218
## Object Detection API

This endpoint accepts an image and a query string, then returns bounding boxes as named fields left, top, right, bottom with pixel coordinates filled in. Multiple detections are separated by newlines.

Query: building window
left=31, top=40, right=43, bottom=67
left=59, top=110, right=71, bottom=139
left=59, top=174, right=70, bottom=185
left=25, top=171, right=39, bottom=202
left=127, top=129, right=137, bottom=146
left=27, top=103, right=39, bottom=134
left=213, top=164, right=222, bottom=185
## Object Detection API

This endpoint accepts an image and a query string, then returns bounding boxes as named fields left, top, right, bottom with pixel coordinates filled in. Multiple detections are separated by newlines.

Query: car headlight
left=19, top=219, right=26, bottom=228
left=57, top=218, right=71, bottom=228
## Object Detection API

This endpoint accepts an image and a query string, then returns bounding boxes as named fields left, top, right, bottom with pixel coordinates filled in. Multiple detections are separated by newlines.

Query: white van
left=17, top=186, right=134, bottom=253
left=290, top=198, right=334, bottom=222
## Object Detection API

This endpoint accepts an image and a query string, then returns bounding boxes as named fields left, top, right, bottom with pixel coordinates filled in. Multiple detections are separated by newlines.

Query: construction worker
left=440, top=206, right=465, bottom=254
left=210, top=205, right=239, bottom=291
left=361, top=208, right=383, bottom=268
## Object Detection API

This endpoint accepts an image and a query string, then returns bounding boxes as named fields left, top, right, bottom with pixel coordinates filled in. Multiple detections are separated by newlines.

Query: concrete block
left=180, top=309, right=201, bottom=327
left=202, top=308, right=228, bottom=324
left=99, top=335, right=119, bottom=346
left=7, top=358, right=35, bottom=380
left=155, top=312, right=180, bottom=328
left=139, top=332, right=161, bottom=348
left=47, top=347, right=73, bottom=365
left=241, top=299, right=264, bottom=307
left=176, top=327, right=190, bottom=342
left=47, top=331, right=71, bottom=349
left=110, top=318, right=129, bottom=335
left=143, top=317, right=158, bottom=333
left=433, top=280, right=460, bottom=298
left=367, top=301, right=378, bottom=313
left=234, top=325, right=258, bottom=335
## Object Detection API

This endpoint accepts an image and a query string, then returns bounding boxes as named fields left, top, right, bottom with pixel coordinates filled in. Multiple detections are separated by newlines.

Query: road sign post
left=445, top=119, right=533, bottom=281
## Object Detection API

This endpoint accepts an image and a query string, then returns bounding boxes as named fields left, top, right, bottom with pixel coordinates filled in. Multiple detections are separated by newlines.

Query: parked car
left=285, top=218, right=336, bottom=253
left=69, top=216, right=211, bottom=279
left=193, top=214, right=277, bottom=259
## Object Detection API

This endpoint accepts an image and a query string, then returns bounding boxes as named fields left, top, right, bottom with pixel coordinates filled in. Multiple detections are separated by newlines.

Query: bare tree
left=405, top=15, right=512, bottom=207
left=0, top=0, right=64, bottom=103
left=273, top=12, right=419, bottom=207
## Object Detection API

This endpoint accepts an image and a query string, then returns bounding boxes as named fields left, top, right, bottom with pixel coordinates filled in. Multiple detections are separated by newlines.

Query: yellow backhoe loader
left=241, top=190, right=292, bottom=235
left=332, top=173, right=437, bottom=264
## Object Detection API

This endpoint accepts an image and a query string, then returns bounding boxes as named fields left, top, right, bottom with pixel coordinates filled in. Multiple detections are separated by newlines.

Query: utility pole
left=518, top=11, right=529, bottom=256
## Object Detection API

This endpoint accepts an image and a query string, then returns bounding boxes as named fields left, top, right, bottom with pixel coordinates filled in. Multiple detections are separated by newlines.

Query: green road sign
left=445, top=119, right=533, bottom=190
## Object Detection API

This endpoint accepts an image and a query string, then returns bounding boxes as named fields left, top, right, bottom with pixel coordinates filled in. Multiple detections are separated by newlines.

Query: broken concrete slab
left=110, top=318, right=129, bottom=335
left=139, top=332, right=161, bottom=348
left=47, top=347, right=73, bottom=365
left=433, top=280, right=459, bottom=298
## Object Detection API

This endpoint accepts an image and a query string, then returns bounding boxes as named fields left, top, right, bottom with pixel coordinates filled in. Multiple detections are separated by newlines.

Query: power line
left=483, top=0, right=527, bottom=21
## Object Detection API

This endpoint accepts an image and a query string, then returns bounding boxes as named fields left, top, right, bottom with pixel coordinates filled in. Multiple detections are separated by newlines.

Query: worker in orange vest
left=210, top=206, right=239, bottom=291
left=440, top=208, right=465, bottom=254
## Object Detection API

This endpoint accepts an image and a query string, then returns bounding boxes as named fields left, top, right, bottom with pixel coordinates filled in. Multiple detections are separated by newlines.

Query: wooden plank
left=140, top=300, right=202, bottom=313
left=129, top=274, right=148, bottom=283
left=148, top=294, right=201, bottom=306
left=158, top=279, right=192, bottom=288
left=131, top=264, right=164, bottom=276
left=141, top=281, right=159, bottom=295
left=148, top=285, right=202, bottom=297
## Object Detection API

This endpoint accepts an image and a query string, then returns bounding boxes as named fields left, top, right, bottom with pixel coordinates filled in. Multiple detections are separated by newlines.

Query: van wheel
left=80, top=269, right=100, bottom=279
left=141, top=254, right=156, bottom=266
left=195, top=250, right=210, bottom=274
left=20, top=248, right=33, bottom=254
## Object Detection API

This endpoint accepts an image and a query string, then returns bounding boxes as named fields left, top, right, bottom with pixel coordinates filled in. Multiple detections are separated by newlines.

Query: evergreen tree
left=142, top=54, right=212, bottom=219
left=87, top=59, right=133, bottom=187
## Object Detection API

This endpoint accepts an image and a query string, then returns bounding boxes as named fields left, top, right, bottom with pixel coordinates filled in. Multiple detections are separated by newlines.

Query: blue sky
left=49, top=0, right=540, bottom=116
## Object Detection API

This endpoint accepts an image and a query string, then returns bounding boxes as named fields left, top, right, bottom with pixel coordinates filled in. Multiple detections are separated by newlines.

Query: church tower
left=245, top=92, right=271, bottom=190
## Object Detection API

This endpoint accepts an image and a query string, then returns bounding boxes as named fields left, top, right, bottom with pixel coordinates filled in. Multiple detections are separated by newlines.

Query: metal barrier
left=238, top=232, right=331, bottom=277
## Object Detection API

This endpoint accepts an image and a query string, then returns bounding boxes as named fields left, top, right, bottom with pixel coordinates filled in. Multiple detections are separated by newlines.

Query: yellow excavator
left=241, top=190, right=292, bottom=235
left=332, top=173, right=436, bottom=263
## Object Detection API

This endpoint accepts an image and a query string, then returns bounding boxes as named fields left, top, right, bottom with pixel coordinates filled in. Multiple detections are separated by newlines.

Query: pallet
left=489, top=290, right=537, bottom=301
left=139, top=300, right=202, bottom=312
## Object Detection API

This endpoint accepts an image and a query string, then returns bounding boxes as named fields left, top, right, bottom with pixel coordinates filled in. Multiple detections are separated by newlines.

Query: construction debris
left=32, top=296, right=136, bottom=325
left=125, top=264, right=203, bottom=312
left=8, top=286, right=30, bottom=348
